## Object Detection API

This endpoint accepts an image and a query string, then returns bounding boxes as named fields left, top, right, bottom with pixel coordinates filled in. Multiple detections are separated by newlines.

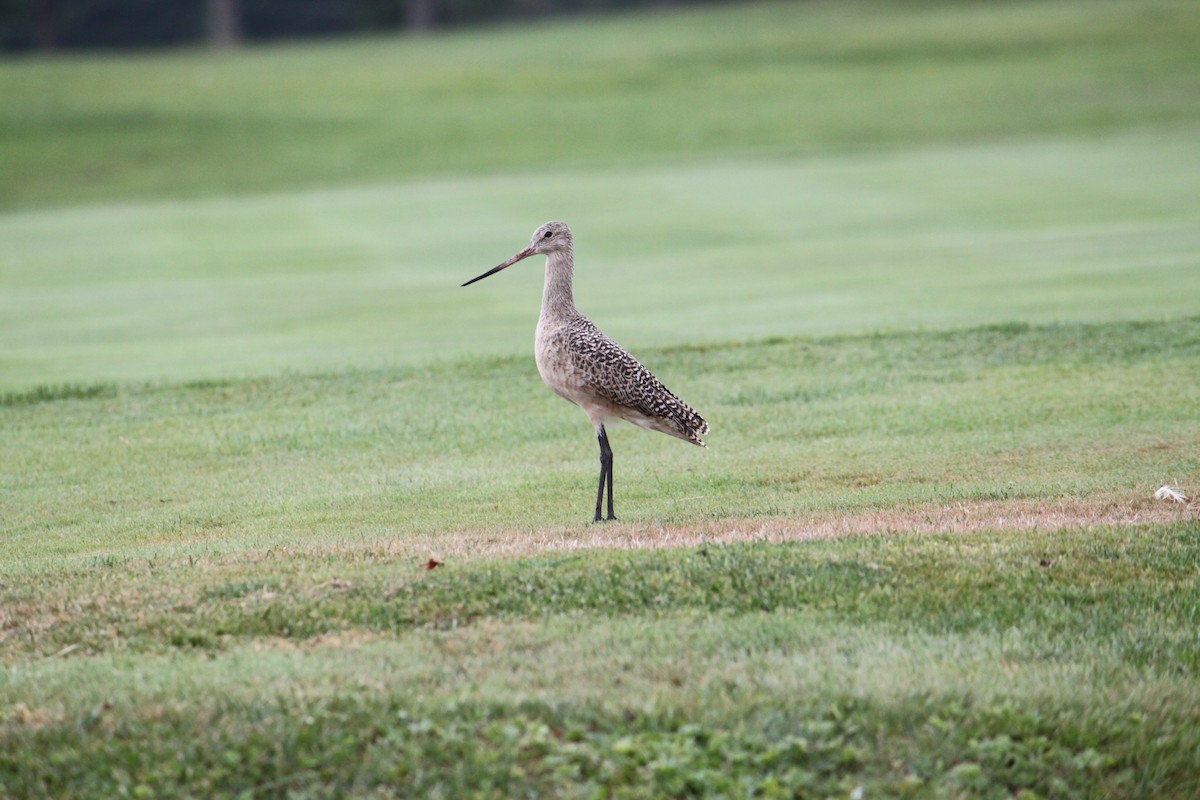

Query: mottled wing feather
left=565, top=317, right=708, bottom=445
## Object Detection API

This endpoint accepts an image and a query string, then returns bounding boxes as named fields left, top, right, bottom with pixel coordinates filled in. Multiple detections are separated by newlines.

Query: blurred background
left=1, top=0, right=688, bottom=50
left=1, top=0, right=1198, bottom=390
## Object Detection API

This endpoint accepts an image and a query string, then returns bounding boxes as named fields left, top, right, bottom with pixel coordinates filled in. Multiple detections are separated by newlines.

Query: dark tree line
left=1, top=0, right=686, bottom=51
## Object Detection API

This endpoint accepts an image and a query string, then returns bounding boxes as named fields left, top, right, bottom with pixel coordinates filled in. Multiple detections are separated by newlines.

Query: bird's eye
left=543, top=231, right=553, bottom=238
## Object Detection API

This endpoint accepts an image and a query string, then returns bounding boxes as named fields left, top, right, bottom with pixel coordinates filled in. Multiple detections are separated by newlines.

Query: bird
left=462, top=221, right=708, bottom=523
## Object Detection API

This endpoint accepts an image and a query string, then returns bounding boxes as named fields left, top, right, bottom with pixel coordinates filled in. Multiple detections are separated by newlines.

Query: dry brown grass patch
left=394, top=497, right=1196, bottom=562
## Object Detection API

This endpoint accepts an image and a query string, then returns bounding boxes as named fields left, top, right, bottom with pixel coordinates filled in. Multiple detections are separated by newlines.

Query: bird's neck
left=540, top=249, right=577, bottom=320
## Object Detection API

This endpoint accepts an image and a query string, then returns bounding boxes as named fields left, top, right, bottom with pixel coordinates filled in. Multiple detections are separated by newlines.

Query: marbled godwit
left=463, top=221, right=708, bottom=522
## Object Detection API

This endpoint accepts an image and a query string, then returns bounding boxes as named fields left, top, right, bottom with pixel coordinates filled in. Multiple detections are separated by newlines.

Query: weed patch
left=0, top=383, right=116, bottom=407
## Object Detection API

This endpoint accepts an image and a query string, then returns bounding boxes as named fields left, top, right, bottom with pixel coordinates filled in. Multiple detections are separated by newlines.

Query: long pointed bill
left=461, top=245, right=536, bottom=287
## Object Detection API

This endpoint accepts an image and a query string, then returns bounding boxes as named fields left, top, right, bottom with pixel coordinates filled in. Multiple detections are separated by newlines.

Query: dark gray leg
left=594, top=425, right=615, bottom=523
left=605, top=433, right=615, bottom=521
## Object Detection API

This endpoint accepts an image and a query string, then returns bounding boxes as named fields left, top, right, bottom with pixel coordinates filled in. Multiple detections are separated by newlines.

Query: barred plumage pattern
left=550, top=313, right=708, bottom=446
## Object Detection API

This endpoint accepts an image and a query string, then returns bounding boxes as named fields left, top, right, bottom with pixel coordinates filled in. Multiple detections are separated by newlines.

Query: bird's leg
left=604, top=432, right=615, bottom=521
left=594, top=425, right=615, bottom=523
left=593, top=428, right=606, bottom=523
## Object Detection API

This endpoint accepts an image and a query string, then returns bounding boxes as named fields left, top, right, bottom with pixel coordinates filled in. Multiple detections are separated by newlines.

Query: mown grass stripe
left=5, top=525, right=1197, bottom=667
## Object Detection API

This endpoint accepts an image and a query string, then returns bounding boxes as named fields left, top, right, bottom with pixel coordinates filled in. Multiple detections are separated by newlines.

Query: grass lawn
left=4, top=318, right=1198, bottom=797
left=4, top=528, right=1199, bottom=797
left=3, top=130, right=1199, bottom=389
left=3, top=0, right=1200, bottom=796
left=2, top=0, right=1197, bottom=211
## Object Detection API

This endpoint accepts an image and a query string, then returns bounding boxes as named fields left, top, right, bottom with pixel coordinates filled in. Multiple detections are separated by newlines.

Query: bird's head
left=462, top=220, right=572, bottom=287
left=529, top=220, right=572, bottom=255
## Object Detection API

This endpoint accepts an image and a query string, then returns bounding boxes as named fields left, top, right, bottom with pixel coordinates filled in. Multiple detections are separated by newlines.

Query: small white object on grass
left=1154, top=485, right=1190, bottom=504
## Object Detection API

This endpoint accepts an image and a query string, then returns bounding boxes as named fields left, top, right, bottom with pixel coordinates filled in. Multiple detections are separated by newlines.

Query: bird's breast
left=535, top=321, right=585, bottom=403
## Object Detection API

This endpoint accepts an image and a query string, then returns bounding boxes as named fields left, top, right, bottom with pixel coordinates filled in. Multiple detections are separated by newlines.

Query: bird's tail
left=677, top=404, right=709, bottom=448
